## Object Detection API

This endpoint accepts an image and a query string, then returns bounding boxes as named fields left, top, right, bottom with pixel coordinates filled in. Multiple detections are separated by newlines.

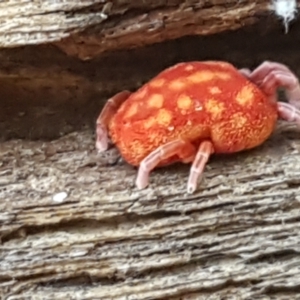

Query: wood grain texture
left=0, top=0, right=295, bottom=59
left=1, top=121, right=300, bottom=299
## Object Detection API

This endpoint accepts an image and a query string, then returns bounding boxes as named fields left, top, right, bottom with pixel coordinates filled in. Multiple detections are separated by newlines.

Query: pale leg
left=239, top=68, right=251, bottom=77
left=278, top=102, right=300, bottom=124
left=248, top=61, right=292, bottom=84
left=96, top=90, right=131, bottom=152
left=246, top=61, right=300, bottom=109
left=187, top=141, right=214, bottom=194
left=136, top=139, right=196, bottom=190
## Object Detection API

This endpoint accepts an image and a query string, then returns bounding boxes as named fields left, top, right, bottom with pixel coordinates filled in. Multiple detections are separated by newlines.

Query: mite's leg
left=247, top=61, right=300, bottom=109
left=277, top=102, right=300, bottom=125
left=187, top=140, right=214, bottom=194
left=96, top=90, right=131, bottom=152
left=136, top=139, right=196, bottom=190
left=239, top=68, right=251, bottom=78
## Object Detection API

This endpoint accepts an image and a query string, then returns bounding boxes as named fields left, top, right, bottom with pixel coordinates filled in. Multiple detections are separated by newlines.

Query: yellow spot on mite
left=209, top=86, right=222, bottom=95
left=185, top=65, right=194, bottom=71
left=148, top=132, right=162, bottom=146
left=231, top=112, right=248, bottom=128
left=168, top=79, right=187, bottom=91
left=216, top=72, right=231, bottom=80
left=205, top=99, right=225, bottom=119
left=143, top=109, right=173, bottom=128
left=177, top=94, right=193, bottom=110
left=128, top=140, right=146, bottom=161
left=157, top=108, right=173, bottom=126
left=179, top=123, right=210, bottom=143
left=204, top=61, right=233, bottom=69
left=236, top=85, right=254, bottom=106
left=148, top=94, right=164, bottom=108
left=187, top=71, right=231, bottom=84
left=187, top=71, right=214, bottom=83
left=143, top=116, right=157, bottom=129
left=150, top=78, right=166, bottom=88
left=124, top=102, right=139, bottom=119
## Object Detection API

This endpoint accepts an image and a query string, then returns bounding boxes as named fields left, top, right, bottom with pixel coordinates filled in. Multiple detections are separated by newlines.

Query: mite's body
left=109, top=61, right=277, bottom=166
left=96, top=61, right=300, bottom=193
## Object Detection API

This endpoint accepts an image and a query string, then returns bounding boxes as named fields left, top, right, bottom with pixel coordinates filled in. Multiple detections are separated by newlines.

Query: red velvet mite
left=96, top=61, right=300, bottom=193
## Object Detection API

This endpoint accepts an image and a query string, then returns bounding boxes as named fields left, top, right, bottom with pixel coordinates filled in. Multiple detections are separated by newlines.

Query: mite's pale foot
left=136, top=139, right=196, bottom=189
left=187, top=141, right=214, bottom=194
left=277, top=102, right=300, bottom=124
left=96, top=91, right=130, bottom=152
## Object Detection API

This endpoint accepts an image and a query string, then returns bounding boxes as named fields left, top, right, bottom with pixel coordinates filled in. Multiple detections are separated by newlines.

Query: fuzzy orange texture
left=109, top=61, right=278, bottom=166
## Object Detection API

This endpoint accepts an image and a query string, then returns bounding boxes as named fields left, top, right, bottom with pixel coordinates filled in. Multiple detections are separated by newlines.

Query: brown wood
left=0, top=0, right=284, bottom=59
left=2, top=123, right=300, bottom=299
left=1, top=0, right=300, bottom=299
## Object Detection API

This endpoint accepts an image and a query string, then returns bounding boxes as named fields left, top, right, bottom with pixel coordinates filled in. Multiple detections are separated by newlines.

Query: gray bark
left=0, top=0, right=291, bottom=59
left=1, top=123, right=300, bottom=299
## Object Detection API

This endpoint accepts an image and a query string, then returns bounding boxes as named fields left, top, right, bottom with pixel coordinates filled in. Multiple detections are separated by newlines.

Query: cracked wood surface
left=0, top=0, right=292, bottom=59
left=1, top=121, right=300, bottom=299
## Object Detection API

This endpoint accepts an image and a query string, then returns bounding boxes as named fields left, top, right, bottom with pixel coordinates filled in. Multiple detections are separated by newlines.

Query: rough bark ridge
left=1, top=122, right=300, bottom=299
left=0, top=0, right=291, bottom=59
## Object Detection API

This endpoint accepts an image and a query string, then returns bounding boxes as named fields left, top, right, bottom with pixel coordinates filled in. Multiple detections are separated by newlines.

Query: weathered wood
left=1, top=121, right=300, bottom=299
left=1, top=1, right=300, bottom=299
left=0, top=0, right=291, bottom=59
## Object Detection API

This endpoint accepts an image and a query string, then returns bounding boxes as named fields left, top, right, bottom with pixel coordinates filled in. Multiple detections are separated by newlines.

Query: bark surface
left=0, top=0, right=284, bottom=59
left=1, top=123, right=300, bottom=299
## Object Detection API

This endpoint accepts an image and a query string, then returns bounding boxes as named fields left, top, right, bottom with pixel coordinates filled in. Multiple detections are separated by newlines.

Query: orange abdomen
left=109, top=61, right=278, bottom=166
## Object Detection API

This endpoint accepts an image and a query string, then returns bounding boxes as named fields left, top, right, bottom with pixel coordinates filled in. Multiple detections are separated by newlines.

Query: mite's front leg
left=96, top=91, right=131, bottom=152
left=247, top=61, right=300, bottom=109
left=136, top=139, right=196, bottom=190
left=239, top=68, right=251, bottom=78
left=187, top=140, right=214, bottom=194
